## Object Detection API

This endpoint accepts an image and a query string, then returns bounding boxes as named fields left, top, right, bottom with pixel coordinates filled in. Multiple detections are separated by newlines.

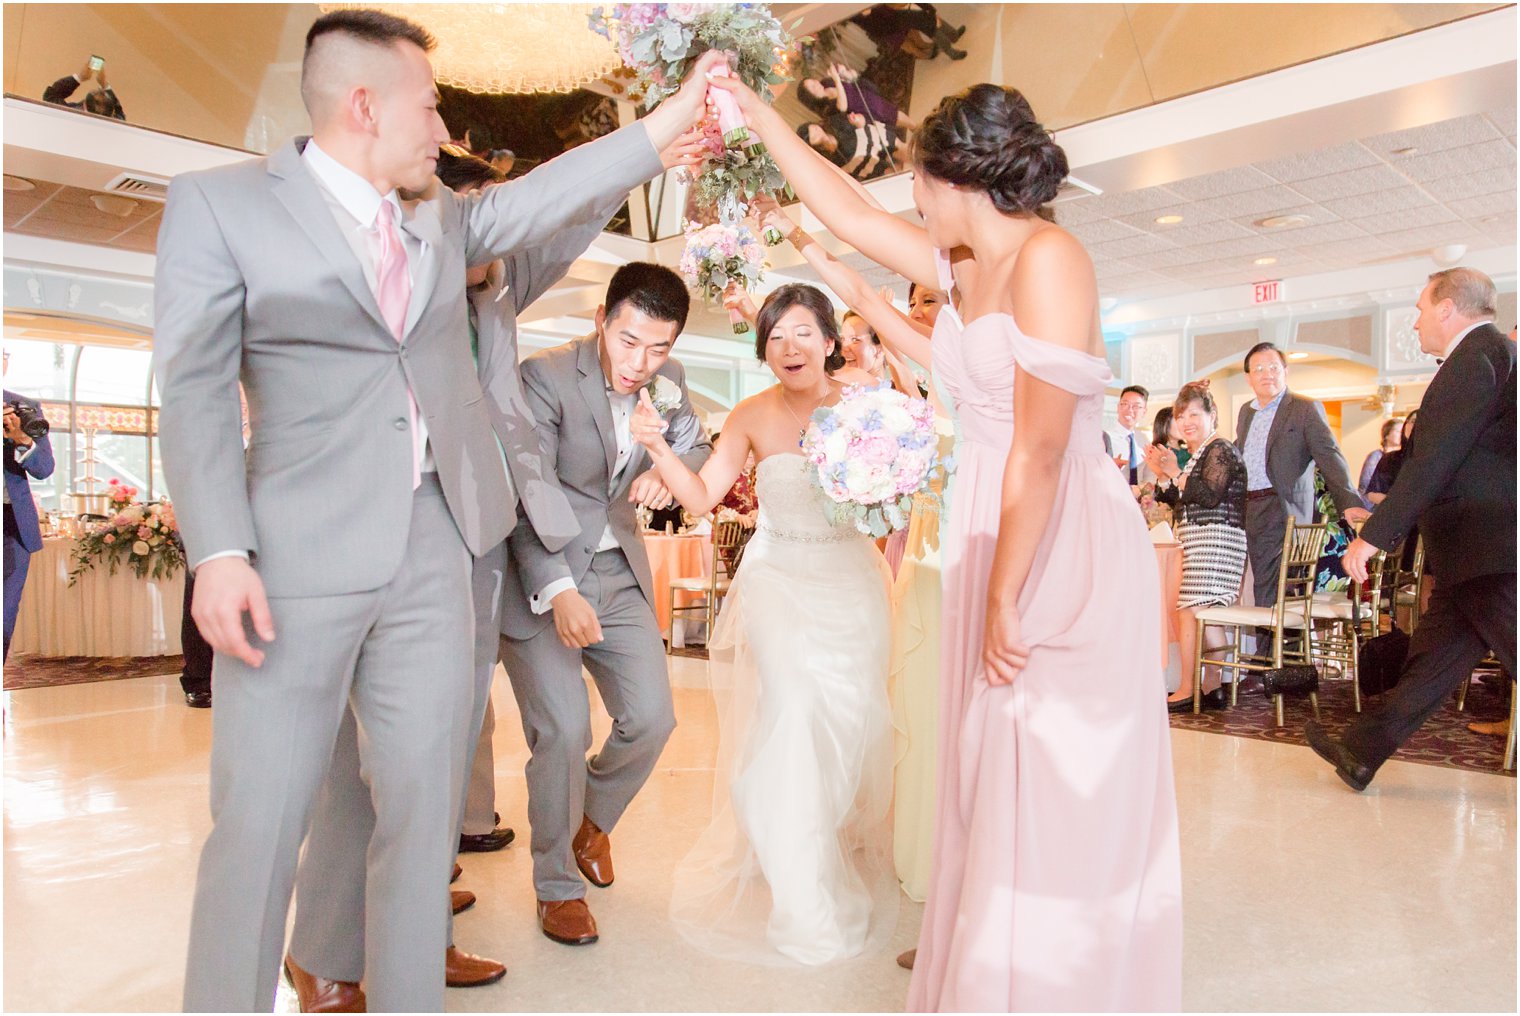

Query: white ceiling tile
left=1320, top=186, right=1437, bottom=219
left=1065, top=218, right=1149, bottom=244
left=1395, top=140, right=1516, bottom=182
left=1123, top=246, right=1218, bottom=270
left=1147, top=219, right=1257, bottom=246
left=1164, top=165, right=1278, bottom=200
left=1048, top=199, right=1106, bottom=225
left=1365, top=114, right=1502, bottom=158
left=1224, top=203, right=1342, bottom=231
left=1191, top=184, right=1317, bottom=220
left=1446, top=190, right=1517, bottom=219
left=1087, top=233, right=1179, bottom=259
left=1289, top=164, right=1409, bottom=201
left=1257, top=220, right=1370, bottom=247
left=1185, top=236, right=1277, bottom=261
left=1074, top=186, right=1188, bottom=218
left=1420, top=165, right=1517, bottom=201
left=1256, top=142, right=1382, bottom=183
left=1376, top=222, right=1484, bottom=255
left=1289, top=238, right=1399, bottom=266
left=1346, top=204, right=1459, bottom=234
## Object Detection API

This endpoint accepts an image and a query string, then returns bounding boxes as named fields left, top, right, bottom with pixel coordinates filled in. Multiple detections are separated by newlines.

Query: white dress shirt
left=530, top=380, right=637, bottom=614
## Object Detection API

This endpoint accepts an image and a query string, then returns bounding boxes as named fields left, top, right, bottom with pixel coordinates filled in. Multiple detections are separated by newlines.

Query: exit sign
left=1253, top=280, right=1283, bottom=303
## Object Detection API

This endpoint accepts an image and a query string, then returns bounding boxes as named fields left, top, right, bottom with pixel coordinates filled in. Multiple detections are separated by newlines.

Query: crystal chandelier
left=318, top=4, right=620, bottom=94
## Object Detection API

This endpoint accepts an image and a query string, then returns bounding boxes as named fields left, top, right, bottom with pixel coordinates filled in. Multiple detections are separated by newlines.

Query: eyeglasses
left=1249, top=363, right=1285, bottom=376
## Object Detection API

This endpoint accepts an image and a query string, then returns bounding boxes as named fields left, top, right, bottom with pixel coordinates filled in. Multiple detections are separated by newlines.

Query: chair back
left=1270, top=517, right=1330, bottom=664
left=712, top=519, right=748, bottom=582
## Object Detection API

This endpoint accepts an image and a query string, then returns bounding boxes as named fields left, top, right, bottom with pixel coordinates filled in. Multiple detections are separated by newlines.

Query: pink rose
left=860, top=435, right=897, bottom=466
left=137, top=526, right=152, bottom=540
left=103, top=534, right=115, bottom=544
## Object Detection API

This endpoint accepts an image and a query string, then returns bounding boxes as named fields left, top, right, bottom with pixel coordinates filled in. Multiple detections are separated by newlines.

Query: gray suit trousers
left=1245, top=495, right=1291, bottom=606
left=289, top=538, right=511, bottom=977
left=498, top=548, right=675, bottom=901
left=183, top=478, right=473, bottom=1013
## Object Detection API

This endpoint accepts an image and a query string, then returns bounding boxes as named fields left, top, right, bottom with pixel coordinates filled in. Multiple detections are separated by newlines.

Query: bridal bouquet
left=802, top=383, right=948, bottom=537
left=678, top=220, right=766, bottom=333
left=69, top=482, right=185, bottom=584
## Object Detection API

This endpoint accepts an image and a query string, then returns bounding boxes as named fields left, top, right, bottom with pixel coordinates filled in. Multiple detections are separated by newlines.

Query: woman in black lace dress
left=1148, top=382, right=1248, bottom=711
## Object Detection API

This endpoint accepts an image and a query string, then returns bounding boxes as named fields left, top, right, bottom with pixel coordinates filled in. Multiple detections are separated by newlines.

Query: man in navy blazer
left=3, top=383, right=55, bottom=660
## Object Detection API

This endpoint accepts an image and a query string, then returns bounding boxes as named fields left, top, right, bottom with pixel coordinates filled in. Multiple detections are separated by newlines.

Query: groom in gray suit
left=501, top=262, right=711, bottom=946
left=154, top=9, right=716, bottom=1010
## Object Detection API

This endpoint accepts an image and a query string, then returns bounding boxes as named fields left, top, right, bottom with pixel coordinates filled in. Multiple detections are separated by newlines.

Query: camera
left=5, top=401, right=50, bottom=441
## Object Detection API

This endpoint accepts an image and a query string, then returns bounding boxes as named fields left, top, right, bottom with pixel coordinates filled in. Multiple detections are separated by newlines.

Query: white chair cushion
left=670, top=577, right=730, bottom=593
left=1197, top=604, right=1311, bottom=628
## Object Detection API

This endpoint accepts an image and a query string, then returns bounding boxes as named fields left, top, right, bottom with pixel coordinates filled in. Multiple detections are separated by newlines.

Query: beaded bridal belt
left=758, top=522, right=853, bottom=545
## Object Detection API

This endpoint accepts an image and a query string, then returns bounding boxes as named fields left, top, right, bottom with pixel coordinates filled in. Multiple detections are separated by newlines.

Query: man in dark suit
left=1234, top=341, right=1368, bottom=604
left=3, top=381, right=55, bottom=660
left=1307, top=267, right=1516, bottom=791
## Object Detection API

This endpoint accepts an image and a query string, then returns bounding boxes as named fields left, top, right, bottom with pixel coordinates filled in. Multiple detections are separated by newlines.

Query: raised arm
left=630, top=391, right=749, bottom=517
left=708, top=74, right=937, bottom=288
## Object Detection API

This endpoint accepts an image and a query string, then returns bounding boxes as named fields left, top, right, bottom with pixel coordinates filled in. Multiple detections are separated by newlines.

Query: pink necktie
left=374, top=201, right=421, bottom=488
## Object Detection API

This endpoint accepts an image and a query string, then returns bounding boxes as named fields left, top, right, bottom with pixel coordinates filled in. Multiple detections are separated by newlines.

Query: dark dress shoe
left=185, top=690, right=212, bottom=709
left=451, top=889, right=476, bottom=915
left=1166, top=696, right=1194, bottom=714
left=284, top=954, right=366, bottom=1013
left=1304, top=720, right=1374, bottom=792
left=1201, top=687, right=1229, bottom=710
left=459, top=826, right=515, bottom=853
left=445, top=946, right=506, bottom=988
left=451, top=862, right=462, bottom=884
left=537, top=898, right=599, bottom=945
left=572, top=815, right=614, bottom=887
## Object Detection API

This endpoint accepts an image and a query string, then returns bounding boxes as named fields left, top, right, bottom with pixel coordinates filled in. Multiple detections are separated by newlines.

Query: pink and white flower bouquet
left=69, top=481, right=185, bottom=584
left=801, top=383, right=951, bottom=537
left=678, top=220, right=766, bottom=333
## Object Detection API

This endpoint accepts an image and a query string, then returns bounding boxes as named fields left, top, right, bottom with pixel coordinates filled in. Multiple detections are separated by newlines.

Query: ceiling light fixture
left=1154, top=214, right=1184, bottom=225
left=89, top=193, right=138, bottom=217
left=1253, top=256, right=1278, bottom=266
left=1256, top=214, right=1310, bottom=229
left=1431, top=243, right=1468, bottom=267
left=1288, top=351, right=1309, bottom=361
left=3, top=175, right=36, bottom=192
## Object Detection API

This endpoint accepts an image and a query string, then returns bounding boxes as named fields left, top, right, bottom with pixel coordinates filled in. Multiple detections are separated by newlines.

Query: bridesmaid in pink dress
left=709, top=78, right=1182, bottom=1010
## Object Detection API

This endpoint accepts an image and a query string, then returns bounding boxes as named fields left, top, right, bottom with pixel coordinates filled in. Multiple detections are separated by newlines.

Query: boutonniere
left=644, top=375, right=682, bottom=415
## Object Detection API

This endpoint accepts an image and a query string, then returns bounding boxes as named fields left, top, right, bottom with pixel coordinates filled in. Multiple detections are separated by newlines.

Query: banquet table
left=641, top=531, right=713, bottom=642
left=10, top=536, right=184, bottom=657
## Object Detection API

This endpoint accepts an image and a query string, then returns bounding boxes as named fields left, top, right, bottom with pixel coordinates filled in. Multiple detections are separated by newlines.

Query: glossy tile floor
left=4, top=658, right=1515, bottom=1012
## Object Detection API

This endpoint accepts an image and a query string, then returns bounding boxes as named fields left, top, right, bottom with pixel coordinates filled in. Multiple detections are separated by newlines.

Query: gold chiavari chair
left=666, top=519, right=747, bottom=651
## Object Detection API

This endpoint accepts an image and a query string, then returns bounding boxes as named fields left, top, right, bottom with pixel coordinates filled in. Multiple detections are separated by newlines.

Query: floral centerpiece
left=1136, top=481, right=1172, bottom=529
left=801, top=382, right=950, bottom=537
left=68, top=479, right=185, bottom=584
left=678, top=220, right=766, bottom=333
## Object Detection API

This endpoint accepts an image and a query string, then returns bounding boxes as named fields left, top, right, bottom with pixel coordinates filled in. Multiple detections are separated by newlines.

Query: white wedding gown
left=670, top=453, right=897, bottom=966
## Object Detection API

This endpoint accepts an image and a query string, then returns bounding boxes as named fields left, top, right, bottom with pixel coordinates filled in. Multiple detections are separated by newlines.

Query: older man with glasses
left=1234, top=342, right=1367, bottom=607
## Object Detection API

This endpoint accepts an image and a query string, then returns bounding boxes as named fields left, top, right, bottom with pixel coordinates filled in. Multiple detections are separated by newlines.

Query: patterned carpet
left=1168, top=671, right=1514, bottom=776
left=4, top=654, right=183, bottom=691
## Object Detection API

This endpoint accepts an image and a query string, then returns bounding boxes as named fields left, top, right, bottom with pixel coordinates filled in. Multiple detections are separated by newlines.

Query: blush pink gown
left=907, top=251, right=1182, bottom=1012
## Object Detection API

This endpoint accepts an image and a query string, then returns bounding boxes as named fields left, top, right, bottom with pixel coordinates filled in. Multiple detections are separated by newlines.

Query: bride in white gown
left=630, top=283, right=896, bottom=966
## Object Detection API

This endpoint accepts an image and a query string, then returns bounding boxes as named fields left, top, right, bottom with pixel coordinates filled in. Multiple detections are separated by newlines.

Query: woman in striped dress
left=1147, top=382, right=1248, bottom=712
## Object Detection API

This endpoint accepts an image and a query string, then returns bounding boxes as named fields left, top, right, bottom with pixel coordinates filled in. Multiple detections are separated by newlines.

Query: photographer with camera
left=42, top=55, right=125, bottom=121
left=4, top=360, right=55, bottom=660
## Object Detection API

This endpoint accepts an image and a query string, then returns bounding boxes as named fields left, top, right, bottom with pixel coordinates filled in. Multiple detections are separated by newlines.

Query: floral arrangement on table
left=801, top=382, right=950, bottom=537
left=714, top=505, right=758, bottom=529
left=1135, top=482, right=1172, bottom=529
left=68, top=479, right=185, bottom=584
left=591, top=3, right=794, bottom=321
left=677, top=220, right=766, bottom=333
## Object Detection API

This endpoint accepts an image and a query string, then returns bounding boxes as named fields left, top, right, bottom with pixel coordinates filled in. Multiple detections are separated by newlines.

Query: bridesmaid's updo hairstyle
left=914, top=84, right=1068, bottom=215
left=755, top=284, right=847, bottom=373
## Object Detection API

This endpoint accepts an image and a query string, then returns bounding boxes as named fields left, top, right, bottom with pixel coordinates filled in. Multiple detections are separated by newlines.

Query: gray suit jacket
left=153, top=124, right=662, bottom=597
left=469, top=188, right=630, bottom=555
left=501, top=334, right=711, bottom=639
left=1235, top=390, right=1361, bottom=521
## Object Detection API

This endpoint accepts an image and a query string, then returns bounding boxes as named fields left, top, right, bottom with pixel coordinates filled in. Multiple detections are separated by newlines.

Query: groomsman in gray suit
left=153, top=8, right=718, bottom=1010
left=501, top=262, right=711, bottom=946
left=283, top=143, right=703, bottom=1007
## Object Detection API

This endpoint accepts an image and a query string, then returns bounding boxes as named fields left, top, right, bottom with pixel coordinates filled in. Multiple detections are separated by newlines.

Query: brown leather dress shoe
left=537, top=898, right=599, bottom=945
left=451, top=862, right=462, bottom=884
left=572, top=815, right=614, bottom=887
left=444, top=946, right=506, bottom=988
left=451, top=889, right=476, bottom=915
left=283, top=954, right=366, bottom=1013
left=896, top=948, right=916, bottom=970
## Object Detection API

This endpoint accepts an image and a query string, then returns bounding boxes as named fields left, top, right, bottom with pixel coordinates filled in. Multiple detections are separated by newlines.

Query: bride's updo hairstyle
left=755, top=283, right=847, bottom=373
left=914, top=84, right=1068, bottom=215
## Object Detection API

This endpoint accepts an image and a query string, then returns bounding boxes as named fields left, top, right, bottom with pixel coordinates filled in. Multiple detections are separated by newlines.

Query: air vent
left=1050, top=174, right=1101, bottom=205
left=103, top=172, right=170, bottom=202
